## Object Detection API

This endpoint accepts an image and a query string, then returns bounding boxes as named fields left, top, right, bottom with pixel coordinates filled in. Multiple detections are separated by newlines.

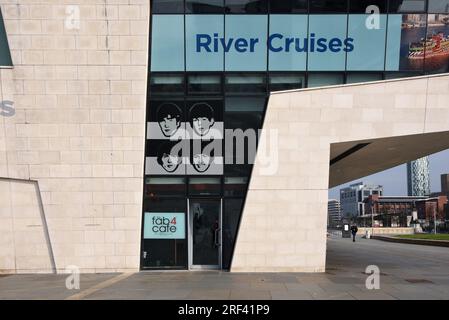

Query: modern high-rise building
left=340, top=182, right=383, bottom=218
left=407, top=157, right=431, bottom=196
left=327, top=199, right=341, bottom=227
left=441, top=174, right=449, bottom=194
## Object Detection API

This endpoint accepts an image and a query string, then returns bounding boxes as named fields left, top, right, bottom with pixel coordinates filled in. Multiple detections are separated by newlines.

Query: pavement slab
left=1, top=236, right=449, bottom=299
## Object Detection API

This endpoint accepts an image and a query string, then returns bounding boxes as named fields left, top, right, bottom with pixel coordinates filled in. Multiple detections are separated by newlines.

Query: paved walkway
left=1, top=236, right=449, bottom=300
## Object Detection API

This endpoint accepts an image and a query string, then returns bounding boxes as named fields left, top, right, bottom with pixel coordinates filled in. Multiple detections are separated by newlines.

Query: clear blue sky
left=328, top=149, right=449, bottom=200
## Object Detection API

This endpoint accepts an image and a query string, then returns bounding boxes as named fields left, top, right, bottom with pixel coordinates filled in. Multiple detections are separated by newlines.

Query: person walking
left=350, top=225, right=358, bottom=242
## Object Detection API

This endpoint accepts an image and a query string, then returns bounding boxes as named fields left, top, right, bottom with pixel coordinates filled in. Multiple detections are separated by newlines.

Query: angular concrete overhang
left=231, top=73, right=449, bottom=272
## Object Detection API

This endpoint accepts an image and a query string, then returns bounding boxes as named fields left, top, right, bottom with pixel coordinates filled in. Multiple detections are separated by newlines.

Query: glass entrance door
left=188, top=199, right=222, bottom=270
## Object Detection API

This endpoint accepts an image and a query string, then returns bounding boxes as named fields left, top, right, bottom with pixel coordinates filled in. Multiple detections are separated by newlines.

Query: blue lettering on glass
left=196, top=33, right=355, bottom=53
left=196, top=34, right=260, bottom=53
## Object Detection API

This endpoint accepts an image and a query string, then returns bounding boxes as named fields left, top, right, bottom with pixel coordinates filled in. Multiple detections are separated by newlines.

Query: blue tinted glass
left=186, top=15, right=224, bottom=71
left=347, top=14, right=387, bottom=71
left=0, top=9, right=12, bottom=67
left=225, top=15, right=267, bottom=71
left=151, top=15, right=185, bottom=72
left=428, top=0, right=449, bottom=13
left=385, top=14, right=402, bottom=71
left=307, top=15, right=347, bottom=71
left=269, top=15, right=308, bottom=71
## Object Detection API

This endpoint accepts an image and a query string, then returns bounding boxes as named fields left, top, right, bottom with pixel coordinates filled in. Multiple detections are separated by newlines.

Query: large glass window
left=142, top=198, right=187, bottom=269
left=307, top=72, right=344, bottom=87
left=349, top=0, right=387, bottom=13
left=189, top=177, right=222, bottom=196
left=225, top=74, right=267, bottom=94
left=224, top=97, right=265, bottom=176
left=186, top=15, right=224, bottom=71
left=389, top=0, right=427, bottom=13
left=269, top=15, right=308, bottom=71
left=425, top=14, right=449, bottom=74
left=269, top=73, right=305, bottom=91
left=346, top=14, right=387, bottom=71
left=224, top=0, right=268, bottom=13
left=149, top=74, right=185, bottom=96
left=145, top=177, right=186, bottom=197
left=346, top=73, right=383, bottom=84
left=398, top=14, right=427, bottom=72
left=309, top=0, right=348, bottom=13
left=307, top=15, right=347, bottom=71
left=225, top=15, right=268, bottom=71
left=428, top=0, right=449, bottom=13
left=186, top=0, right=225, bottom=13
left=224, top=177, right=249, bottom=197
left=187, top=74, right=222, bottom=95
left=0, top=8, right=12, bottom=67
left=222, top=198, right=244, bottom=269
left=269, top=0, right=308, bottom=13
left=151, top=0, right=185, bottom=14
left=151, top=15, right=185, bottom=72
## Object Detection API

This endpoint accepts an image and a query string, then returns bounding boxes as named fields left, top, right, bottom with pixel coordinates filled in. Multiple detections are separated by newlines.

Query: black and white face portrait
left=157, top=142, right=181, bottom=173
left=157, top=102, right=182, bottom=137
left=192, top=153, right=211, bottom=173
left=190, top=103, right=215, bottom=137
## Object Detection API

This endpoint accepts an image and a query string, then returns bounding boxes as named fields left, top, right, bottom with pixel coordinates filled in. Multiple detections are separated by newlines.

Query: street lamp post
left=434, top=204, right=437, bottom=235
left=371, top=200, right=374, bottom=236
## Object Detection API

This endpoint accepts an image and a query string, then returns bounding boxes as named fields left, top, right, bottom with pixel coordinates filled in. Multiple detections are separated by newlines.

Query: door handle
left=214, top=228, right=220, bottom=247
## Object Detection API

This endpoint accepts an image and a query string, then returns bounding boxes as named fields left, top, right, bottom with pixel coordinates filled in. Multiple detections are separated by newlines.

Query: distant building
left=407, top=157, right=431, bottom=196
left=364, top=194, right=448, bottom=227
left=340, top=182, right=383, bottom=218
left=441, top=174, right=449, bottom=195
left=327, top=199, right=341, bottom=227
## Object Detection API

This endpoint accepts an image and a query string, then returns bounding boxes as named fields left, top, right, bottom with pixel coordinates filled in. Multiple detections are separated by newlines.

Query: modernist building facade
left=407, top=156, right=431, bottom=196
left=2, top=0, right=449, bottom=273
left=340, top=182, right=383, bottom=217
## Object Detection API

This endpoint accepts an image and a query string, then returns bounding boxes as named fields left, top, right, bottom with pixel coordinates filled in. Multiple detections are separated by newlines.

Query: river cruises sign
left=150, top=14, right=449, bottom=73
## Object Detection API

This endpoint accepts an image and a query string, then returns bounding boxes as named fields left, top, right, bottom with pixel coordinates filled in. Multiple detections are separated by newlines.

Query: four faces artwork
left=154, top=101, right=221, bottom=174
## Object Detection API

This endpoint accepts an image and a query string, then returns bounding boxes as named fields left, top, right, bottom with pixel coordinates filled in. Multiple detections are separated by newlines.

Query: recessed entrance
left=188, top=198, right=222, bottom=270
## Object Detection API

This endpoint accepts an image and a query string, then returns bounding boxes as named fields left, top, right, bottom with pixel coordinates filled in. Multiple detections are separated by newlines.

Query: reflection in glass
left=224, top=177, right=249, bottom=197
left=269, top=0, right=307, bottom=13
left=307, top=73, right=344, bottom=87
left=190, top=199, right=220, bottom=266
left=142, top=198, right=186, bottom=269
left=150, top=74, right=184, bottom=95
left=309, top=0, right=348, bottom=13
left=428, top=0, right=449, bottom=13
left=389, top=0, right=427, bottom=13
left=385, top=72, right=423, bottom=79
left=346, top=73, right=383, bottom=84
left=425, top=14, right=449, bottom=74
left=398, top=14, right=427, bottom=72
left=152, top=0, right=185, bottom=13
left=186, top=0, right=224, bottom=13
left=222, top=198, right=244, bottom=269
left=189, top=177, right=222, bottom=196
left=225, top=74, right=267, bottom=94
left=269, top=74, right=305, bottom=91
left=224, top=0, right=268, bottom=13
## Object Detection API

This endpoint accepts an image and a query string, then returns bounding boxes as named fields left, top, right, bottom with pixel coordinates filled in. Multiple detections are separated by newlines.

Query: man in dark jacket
left=350, top=225, right=358, bottom=242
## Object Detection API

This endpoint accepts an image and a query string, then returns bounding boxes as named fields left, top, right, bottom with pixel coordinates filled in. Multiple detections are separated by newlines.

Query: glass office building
left=142, top=0, right=449, bottom=270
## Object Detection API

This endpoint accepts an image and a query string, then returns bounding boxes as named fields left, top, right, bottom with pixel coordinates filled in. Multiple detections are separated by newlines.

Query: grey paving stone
left=229, top=289, right=272, bottom=300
